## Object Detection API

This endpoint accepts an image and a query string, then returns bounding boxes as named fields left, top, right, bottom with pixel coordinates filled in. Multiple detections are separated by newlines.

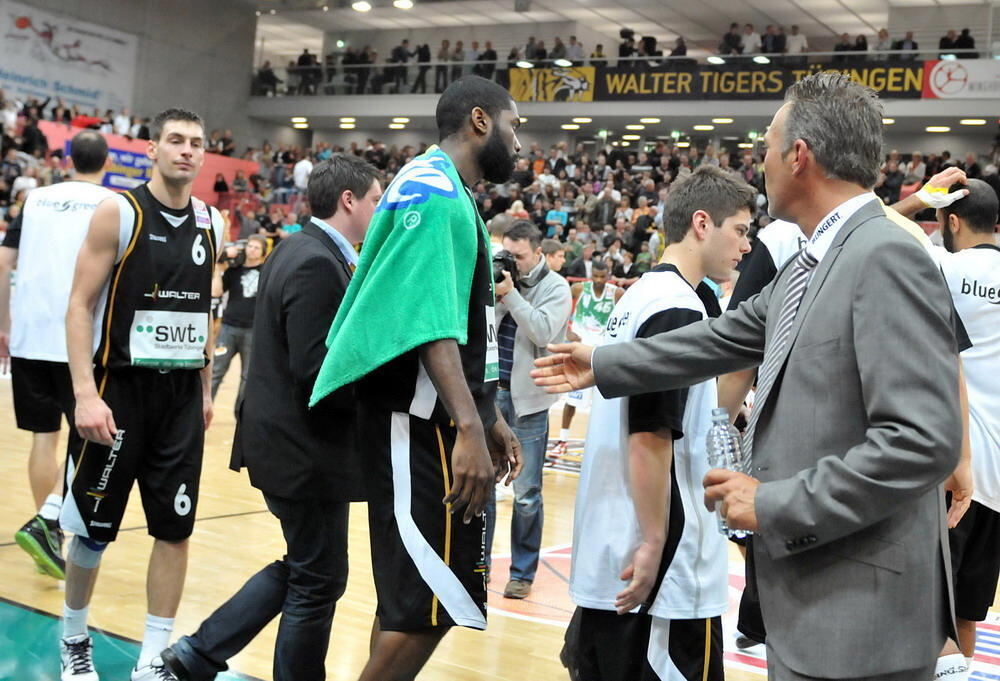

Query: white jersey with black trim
left=757, top=219, right=807, bottom=269
left=936, top=244, right=1000, bottom=513
left=570, top=268, right=728, bottom=620
left=10, top=181, right=115, bottom=361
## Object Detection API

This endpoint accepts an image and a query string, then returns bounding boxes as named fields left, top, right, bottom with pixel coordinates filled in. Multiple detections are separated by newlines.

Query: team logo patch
left=378, top=156, right=457, bottom=212
left=403, top=211, right=422, bottom=230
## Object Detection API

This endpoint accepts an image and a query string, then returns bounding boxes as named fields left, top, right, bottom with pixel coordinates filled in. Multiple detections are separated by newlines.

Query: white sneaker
left=130, top=657, right=178, bottom=681
left=60, top=634, right=99, bottom=681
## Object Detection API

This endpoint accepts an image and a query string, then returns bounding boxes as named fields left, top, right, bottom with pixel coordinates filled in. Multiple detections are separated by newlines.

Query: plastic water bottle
left=705, top=407, right=751, bottom=540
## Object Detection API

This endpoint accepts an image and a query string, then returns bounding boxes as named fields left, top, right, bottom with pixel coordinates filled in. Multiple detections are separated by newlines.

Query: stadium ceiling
left=251, top=0, right=1000, bottom=57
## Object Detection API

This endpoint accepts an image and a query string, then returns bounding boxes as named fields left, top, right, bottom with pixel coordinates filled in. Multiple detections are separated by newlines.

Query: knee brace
left=68, top=535, right=108, bottom=569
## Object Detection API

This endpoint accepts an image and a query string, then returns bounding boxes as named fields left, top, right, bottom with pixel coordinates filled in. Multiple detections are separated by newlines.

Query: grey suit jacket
left=593, top=199, right=961, bottom=677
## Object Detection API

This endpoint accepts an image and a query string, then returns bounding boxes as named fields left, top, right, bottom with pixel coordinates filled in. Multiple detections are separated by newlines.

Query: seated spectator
left=964, top=152, right=982, bottom=179
left=902, top=151, right=926, bottom=181
left=545, top=198, right=568, bottom=237
left=742, top=24, right=761, bottom=55
left=630, top=195, right=654, bottom=225
left=614, top=197, right=632, bottom=223
left=854, top=34, right=868, bottom=54
left=507, top=199, right=529, bottom=219
left=786, top=25, right=808, bottom=60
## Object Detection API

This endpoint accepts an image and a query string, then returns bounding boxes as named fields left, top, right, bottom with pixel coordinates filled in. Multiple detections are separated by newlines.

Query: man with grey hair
left=534, top=72, right=963, bottom=680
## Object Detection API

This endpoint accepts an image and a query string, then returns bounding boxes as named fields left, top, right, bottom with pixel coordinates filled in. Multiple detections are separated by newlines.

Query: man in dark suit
left=158, top=155, right=383, bottom=681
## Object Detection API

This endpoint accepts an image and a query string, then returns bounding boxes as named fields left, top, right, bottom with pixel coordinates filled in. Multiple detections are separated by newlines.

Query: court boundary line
left=0, top=595, right=265, bottom=681
left=0, top=509, right=269, bottom=548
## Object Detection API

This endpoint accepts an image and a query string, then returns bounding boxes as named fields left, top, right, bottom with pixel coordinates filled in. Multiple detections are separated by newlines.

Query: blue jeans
left=486, top=388, right=549, bottom=583
left=168, top=494, right=349, bottom=681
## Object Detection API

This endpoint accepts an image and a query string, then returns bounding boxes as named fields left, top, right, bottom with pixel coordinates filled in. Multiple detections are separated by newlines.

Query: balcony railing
left=250, top=48, right=992, bottom=97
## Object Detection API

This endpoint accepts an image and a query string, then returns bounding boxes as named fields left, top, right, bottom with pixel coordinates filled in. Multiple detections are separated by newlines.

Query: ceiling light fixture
left=336, top=39, right=345, bottom=48
left=393, top=0, right=414, bottom=8
left=340, top=117, right=356, bottom=123
left=553, top=58, right=573, bottom=67
left=882, top=118, right=895, bottom=124
left=293, top=123, right=309, bottom=129
left=639, top=117, right=661, bottom=124
left=707, top=56, right=725, bottom=65
left=392, top=117, right=410, bottom=123
left=516, top=60, right=534, bottom=69
left=693, top=124, right=715, bottom=131
left=753, top=55, right=770, bottom=64
left=712, top=118, right=733, bottom=124
left=561, top=124, right=580, bottom=130
left=352, top=1, right=372, bottom=11
left=926, top=126, right=951, bottom=132
left=959, top=118, right=987, bottom=125
left=675, top=141, right=691, bottom=148
left=625, top=124, right=644, bottom=130
left=572, top=117, right=592, bottom=123
left=622, top=134, right=641, bottom=140
left=340, top=123, right=356, bottom=129
left=389, top=123, right=406, bottom=129
left=737, top=142, right=754, bottom=148
left=291, top=117, right=307, bottom=123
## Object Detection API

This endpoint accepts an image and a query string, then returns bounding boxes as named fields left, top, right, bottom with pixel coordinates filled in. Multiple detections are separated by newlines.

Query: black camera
left=218, top=241, right=246, bottom=268
left=492, top=250, right=519, bottom=289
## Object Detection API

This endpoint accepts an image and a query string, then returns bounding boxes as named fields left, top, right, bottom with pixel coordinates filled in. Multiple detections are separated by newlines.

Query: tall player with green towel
left=310, top=76, right=523, bottom=681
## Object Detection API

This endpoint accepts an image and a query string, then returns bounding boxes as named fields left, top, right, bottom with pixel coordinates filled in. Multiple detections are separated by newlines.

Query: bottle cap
left=711, top=407, right=729, bottom=420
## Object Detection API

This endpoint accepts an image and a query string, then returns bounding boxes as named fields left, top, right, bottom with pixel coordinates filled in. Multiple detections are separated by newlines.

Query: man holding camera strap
left=210, top=234, right=267, bottom=405
left=487, top=219, right=572, bottom=599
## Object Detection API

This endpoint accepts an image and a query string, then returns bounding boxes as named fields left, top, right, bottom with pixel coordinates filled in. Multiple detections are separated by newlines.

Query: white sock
left=62, top=604, right=89, bottom=639
left=966, top=656, right=975, bottom=667
left=40, top=494, right=62, bottom=521
left=935, top=654, right=970, bottom=680
left=138, top=614, right=174, bottom=667
left=559, top=428, right=570, bottom=441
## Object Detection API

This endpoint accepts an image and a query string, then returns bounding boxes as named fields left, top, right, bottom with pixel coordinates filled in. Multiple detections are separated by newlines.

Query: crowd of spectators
left=4, top=88, right=999, bottom=284
left=253, top=25, right=984, bottom=97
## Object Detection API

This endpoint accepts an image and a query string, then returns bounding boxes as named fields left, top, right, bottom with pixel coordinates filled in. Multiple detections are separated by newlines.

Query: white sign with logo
left=130, top=310, right=207, bottom=369
left=0, top=0, right=137, bottom=112
left=923, top=59, right=1000, bottom=99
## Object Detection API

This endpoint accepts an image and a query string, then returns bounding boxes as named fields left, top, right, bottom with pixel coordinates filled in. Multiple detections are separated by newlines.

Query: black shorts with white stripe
left=571, top=608, right=723, bottom=681
left=360, top=405, right=488, bottom=631
left=949, top=499, right=1000, bottom=622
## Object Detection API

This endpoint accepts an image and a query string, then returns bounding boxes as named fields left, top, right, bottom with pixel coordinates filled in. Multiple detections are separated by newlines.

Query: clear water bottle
left=705, top=407, right=751, bottom=540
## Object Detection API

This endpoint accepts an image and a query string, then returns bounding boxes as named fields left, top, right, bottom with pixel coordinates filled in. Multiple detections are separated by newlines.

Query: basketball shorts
left=360, top=405, right=488, bottom=631
left=566, top=386, right=593, bottom=410
left=572, top=608, right=724, bottom=681
left=60, top=367, right=205, bottom=543
left=949, top=499, right=1000, bottom=621
left=11, top=357, right=75, bottom=433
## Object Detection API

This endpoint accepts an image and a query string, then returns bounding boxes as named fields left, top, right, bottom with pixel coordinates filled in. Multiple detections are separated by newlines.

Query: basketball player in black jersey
left=60, top=109, right=222, bottom=681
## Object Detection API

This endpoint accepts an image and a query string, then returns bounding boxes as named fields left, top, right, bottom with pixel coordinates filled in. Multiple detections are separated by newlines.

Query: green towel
left=309, top=146, right=490, bottom=407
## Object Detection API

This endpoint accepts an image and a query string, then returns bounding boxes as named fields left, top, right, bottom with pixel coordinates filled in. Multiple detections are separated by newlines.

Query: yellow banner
left=510, top=67, right=595, bottom=102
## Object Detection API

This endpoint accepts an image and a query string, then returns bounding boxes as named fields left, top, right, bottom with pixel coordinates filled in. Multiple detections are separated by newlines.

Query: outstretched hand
left=530, top=343, right=596, bottom=394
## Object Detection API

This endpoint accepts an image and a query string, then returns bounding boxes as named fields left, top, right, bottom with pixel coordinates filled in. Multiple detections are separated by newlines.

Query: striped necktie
left=743, top=248, right=820, bottom=468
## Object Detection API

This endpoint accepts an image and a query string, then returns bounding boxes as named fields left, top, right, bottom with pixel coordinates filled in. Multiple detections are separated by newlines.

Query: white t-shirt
left=935, top=244, right=1000, bottom=513
left=742, top=32, right=762, bottom=54
left=293, top=159, right=313, bottom=192
left=113, top=114, right=131, bottom=136
left=786, top=34, right=809, bottom=54
left=9, top=181, right=115, bottom=361
left=570, top=266, right=728, bottom=620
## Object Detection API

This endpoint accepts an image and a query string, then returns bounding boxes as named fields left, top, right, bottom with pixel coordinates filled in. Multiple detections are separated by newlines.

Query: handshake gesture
left=530, top=343, right=597, bottom=393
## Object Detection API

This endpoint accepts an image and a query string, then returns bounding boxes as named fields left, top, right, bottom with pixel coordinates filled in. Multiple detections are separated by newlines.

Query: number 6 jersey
left=94, top=183, right=222, bottom=370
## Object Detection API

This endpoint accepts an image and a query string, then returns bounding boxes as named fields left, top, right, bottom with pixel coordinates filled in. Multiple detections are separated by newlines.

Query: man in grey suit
left=533, top=72, right=963, bottom=680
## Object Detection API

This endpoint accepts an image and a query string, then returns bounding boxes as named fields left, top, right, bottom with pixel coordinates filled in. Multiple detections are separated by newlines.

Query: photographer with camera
left=488, top=220, right=572, bottom=600
left=211, top=234, right=268, bottom=406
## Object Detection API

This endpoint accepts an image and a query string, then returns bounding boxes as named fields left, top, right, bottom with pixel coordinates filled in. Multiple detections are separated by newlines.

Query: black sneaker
left=15, top=515, right=66, bottom=579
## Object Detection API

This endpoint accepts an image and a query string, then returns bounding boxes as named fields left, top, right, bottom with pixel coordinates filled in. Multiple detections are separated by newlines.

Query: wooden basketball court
left=1, top=364, right=997, bottom=680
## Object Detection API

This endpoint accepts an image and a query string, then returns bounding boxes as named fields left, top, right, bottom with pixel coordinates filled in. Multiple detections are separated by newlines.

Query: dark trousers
left=435, top=65, right=449, bottom=92
left=170, top=494, right=350, bottom=681
left=411, top=65, right=430, bottom=93
left=210, top=323, right=253, bottom=406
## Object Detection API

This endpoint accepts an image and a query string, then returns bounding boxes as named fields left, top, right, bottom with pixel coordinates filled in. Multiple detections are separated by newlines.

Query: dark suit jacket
left=230, top=222, right=364, bottom=502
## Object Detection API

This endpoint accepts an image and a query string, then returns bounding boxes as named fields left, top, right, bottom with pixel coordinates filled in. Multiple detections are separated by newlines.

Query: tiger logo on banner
left=509, top=66, right=595, bottom=102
